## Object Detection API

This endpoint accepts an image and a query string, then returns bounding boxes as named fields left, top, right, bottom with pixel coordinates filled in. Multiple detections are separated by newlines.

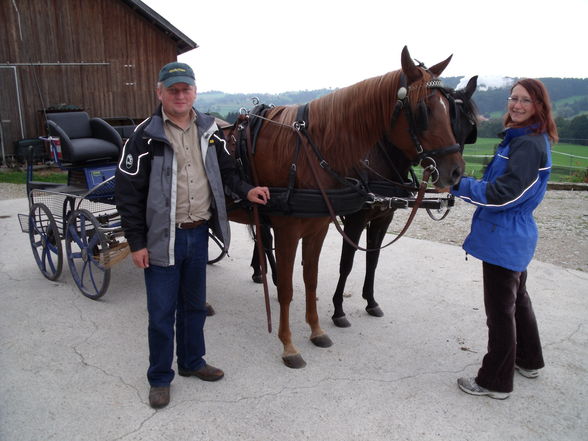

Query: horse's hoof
left=366, top=305, right=384, bottom=317
left=205, top=303, right=216, bottom=316
left=311, top=334, right=333, bottom=348
left=332, top=315, right=351, bottom=328
left=282, top=354, right=307, bottom=369
left=251, top=274, right=263, bottom=284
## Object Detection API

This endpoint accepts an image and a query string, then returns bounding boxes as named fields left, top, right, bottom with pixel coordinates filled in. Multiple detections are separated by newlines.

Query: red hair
left=504, top=78, right=559, bottom=143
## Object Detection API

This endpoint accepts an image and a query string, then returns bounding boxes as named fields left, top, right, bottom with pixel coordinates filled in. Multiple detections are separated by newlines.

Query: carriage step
left=17, top=213, right=29, bottom=233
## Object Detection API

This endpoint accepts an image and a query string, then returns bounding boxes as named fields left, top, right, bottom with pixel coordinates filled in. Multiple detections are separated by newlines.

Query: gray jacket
left=115, top=106, right=252, bottom=266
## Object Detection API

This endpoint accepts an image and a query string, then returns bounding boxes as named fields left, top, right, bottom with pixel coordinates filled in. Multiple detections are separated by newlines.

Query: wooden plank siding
left=0, top=0, right=194, bottom=160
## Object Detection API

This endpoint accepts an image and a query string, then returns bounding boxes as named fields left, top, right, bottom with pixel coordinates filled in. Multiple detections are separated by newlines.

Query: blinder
left=415, top=100, right=429, bottom=132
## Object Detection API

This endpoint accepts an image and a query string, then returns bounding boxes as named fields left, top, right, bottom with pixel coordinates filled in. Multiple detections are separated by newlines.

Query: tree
left=568, top=115, right=588, bottom=143
left=478, top=118, right=503, bottom=138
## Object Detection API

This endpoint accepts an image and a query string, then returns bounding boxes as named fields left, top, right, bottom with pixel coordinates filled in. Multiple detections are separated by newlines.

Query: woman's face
left=508, top=84, right=536, bottom=125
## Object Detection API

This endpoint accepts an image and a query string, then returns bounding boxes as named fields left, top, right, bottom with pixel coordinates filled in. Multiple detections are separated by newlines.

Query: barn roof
left=121, top=0, right=198, bottom=55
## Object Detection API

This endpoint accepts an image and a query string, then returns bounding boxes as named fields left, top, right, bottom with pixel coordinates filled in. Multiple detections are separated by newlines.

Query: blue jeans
left=144, top=225, right=209, bottom=386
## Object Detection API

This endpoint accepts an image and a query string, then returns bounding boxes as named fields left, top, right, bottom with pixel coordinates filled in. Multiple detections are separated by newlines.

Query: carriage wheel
left=28, top=203, right=63, bottom=281
left=65, top=209, right=111, bottom=300
left=207, top=231, right=226, bottom=265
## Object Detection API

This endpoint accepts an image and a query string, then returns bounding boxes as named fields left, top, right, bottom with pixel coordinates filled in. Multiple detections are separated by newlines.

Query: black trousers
left=476, top=262, right=545, bottom=392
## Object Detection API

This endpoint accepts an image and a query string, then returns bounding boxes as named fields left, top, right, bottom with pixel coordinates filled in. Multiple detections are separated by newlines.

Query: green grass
left=0, top=169, right=67, bottom=184
left=463, top=138, right=588, bottom=182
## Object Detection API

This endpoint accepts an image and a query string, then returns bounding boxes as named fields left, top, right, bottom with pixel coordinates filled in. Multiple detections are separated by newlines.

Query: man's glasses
left=507, top=96, right=533, bottom=106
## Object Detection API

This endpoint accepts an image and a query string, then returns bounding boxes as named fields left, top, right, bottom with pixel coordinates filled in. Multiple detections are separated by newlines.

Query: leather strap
left=176, top=220, right=206, bottom=229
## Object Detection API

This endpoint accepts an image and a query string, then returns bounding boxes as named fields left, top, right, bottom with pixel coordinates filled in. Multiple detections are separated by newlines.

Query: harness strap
left=295, top=104, right=432, bottom=251
left=244, top=122, right=273, bottom=334
left=295, top=104, right=374, bottom=202
left=303, top=141, right=431, bottom=251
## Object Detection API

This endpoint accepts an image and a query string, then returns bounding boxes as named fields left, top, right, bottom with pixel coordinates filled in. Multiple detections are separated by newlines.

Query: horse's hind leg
left=302, top=224, right=332, bottom=348
left=332, top=212, right=368, bottom=327
left=363, top=212, right=394, bottom=317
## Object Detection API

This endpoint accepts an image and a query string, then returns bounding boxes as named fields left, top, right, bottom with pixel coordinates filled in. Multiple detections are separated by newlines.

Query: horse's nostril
left=450, top=165, right=463, bottom=185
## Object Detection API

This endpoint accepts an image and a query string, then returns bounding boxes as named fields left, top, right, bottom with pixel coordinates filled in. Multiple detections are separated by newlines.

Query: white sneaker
left=457, top=377, right=510, bottom=400
left=515, top=364, right=539, bottom=378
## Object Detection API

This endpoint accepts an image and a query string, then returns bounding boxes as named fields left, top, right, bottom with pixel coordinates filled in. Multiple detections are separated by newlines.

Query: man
left=115, top=61, right=269, bottom=409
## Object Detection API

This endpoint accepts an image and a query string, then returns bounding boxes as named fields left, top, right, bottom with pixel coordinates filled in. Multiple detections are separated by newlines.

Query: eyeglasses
left=507, top=96, right=533, bottom=106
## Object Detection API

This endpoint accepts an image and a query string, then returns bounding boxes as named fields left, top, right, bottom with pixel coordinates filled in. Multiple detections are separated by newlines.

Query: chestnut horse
left=331, top=76, right=479, bottom=327
left=228, top=46, right=464, bottom=368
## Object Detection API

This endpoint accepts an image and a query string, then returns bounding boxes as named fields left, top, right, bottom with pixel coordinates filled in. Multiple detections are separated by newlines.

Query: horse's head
left=450, top=76, right=479, bottom=150
left=386, top=46, right=466, bottom=188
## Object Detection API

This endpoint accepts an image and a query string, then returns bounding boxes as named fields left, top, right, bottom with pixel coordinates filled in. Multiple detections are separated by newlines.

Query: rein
left=244, top=125, right=273, bottom=334
left=294, top=118, right=432, bottom=252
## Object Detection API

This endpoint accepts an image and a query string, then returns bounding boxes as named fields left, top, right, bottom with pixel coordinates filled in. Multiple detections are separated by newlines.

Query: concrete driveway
left=1, top=196, right=586, bottom=441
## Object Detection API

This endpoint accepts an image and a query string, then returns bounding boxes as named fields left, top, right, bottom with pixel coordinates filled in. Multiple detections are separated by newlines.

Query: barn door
left=0, top=66, right=25, bottom=164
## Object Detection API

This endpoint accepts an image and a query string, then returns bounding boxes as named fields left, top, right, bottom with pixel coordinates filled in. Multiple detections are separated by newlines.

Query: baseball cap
left=158, top=62, right=195, bottom=87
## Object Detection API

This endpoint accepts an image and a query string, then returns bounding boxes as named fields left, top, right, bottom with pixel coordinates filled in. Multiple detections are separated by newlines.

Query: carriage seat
left=46, top=112, right=122, bottom=165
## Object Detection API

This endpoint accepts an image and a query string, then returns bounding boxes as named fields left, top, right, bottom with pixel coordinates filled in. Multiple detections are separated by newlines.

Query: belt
left=176, top=220, right=206, bottom=229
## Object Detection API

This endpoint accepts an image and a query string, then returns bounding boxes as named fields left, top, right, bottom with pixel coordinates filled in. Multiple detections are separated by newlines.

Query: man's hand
left=247, top=186, right=270, bottom=205
left=131, top=248, right=149, bottom=268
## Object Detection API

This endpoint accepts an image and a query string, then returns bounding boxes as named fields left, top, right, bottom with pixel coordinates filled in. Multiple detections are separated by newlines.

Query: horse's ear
left=428, top=54, right=453, bottom=77
left=463, top=75, right=478, bottom=99
left=401, top=46, right=423, bottom=85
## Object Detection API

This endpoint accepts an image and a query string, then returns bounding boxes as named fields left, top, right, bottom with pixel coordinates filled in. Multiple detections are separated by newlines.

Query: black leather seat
left=46, top=112, right=122, bottom=165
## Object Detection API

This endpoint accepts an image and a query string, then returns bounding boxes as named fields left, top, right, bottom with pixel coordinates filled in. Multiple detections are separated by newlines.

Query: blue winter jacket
left=451, top=126, right=552, bottom=272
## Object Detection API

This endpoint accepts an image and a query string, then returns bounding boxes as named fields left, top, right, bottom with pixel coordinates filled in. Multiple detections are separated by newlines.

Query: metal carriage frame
left=18, top=139, right=227, bottom=300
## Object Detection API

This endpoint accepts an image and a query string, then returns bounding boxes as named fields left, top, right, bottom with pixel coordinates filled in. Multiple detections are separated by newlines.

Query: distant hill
left=195, top=77, right=588, bottom=123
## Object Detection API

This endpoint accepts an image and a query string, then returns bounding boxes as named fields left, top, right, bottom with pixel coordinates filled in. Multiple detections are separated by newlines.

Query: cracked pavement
left=1, top=196, right=587, bottom=441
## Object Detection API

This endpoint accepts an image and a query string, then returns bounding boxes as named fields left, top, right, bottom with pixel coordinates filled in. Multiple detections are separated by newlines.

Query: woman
left=451, top=78, right=558, bottom=399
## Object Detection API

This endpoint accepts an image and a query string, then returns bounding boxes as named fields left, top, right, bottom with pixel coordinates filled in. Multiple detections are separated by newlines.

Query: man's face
left=157, top=82, right=196, bottom=119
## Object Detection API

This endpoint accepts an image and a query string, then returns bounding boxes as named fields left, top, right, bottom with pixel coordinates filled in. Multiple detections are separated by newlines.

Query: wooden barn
left=0, top=0, right=197, bottom=165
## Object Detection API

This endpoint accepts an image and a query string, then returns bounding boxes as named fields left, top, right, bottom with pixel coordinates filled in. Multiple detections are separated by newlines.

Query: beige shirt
left=162, top=109, right=212, bottom=224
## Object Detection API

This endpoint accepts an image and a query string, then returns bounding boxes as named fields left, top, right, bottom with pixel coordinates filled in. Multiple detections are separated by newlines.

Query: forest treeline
left=196, top=77, right=588, bottom=143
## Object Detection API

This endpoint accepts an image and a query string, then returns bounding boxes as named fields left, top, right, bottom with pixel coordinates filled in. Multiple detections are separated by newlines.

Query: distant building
left=0, top=0, right=197, bottom=164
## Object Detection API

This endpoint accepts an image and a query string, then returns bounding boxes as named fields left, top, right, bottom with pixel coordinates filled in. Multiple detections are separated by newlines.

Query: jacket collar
left=143, top=104, right=216, bottom=141
left=498, top=124, right=538, bottom=147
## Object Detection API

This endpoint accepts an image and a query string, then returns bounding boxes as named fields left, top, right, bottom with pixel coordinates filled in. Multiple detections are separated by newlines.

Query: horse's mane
left=258, top=66, right=436, bottom=180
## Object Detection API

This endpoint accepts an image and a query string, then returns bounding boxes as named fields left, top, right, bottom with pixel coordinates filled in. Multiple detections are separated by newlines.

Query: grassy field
left=463, top=138, right=588, bottom=182
left=0, top=168, right=67, bottom=185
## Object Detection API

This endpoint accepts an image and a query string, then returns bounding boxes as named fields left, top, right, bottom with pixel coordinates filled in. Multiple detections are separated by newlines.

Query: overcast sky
left=142, top=0, right=588, bottom=94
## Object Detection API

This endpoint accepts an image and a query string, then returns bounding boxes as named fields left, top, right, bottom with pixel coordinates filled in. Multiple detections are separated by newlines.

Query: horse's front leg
left=363, top=211, right=395, bottom=317
left=301, top=222, right=332, bottom=348
left=332, top=212, right=369, bottom=327
left=273, top=227, right=305, bottom=368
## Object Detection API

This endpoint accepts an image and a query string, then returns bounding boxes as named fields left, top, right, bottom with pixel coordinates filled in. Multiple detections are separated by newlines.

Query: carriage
left=17, top=111, right=129, bottom=300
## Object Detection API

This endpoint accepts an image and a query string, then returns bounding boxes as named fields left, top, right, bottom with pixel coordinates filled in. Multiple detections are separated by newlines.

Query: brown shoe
left=178, top=363, right=224, bottom=381
left=149, top=386, right=170, bottom=408
left=205, top=302, right=216, bottom=316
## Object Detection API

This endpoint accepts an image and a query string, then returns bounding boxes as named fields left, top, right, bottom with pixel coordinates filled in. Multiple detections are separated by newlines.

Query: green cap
left=158, top=62, right=195, bottom=87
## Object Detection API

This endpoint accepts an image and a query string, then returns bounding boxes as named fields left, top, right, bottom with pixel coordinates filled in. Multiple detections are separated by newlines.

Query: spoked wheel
left=65, top=209, right=110, bottom=300
left=207, top=231, right=226, bottom=264
left=28, top=203, right=63, bottom=280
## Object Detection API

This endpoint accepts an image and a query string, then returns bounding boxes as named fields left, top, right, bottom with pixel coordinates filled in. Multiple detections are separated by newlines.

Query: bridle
left=389, top=74, right=461, bottom=184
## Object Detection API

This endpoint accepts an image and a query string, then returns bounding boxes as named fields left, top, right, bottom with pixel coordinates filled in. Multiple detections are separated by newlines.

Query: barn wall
left=0, top=0, right=189, bottom=160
